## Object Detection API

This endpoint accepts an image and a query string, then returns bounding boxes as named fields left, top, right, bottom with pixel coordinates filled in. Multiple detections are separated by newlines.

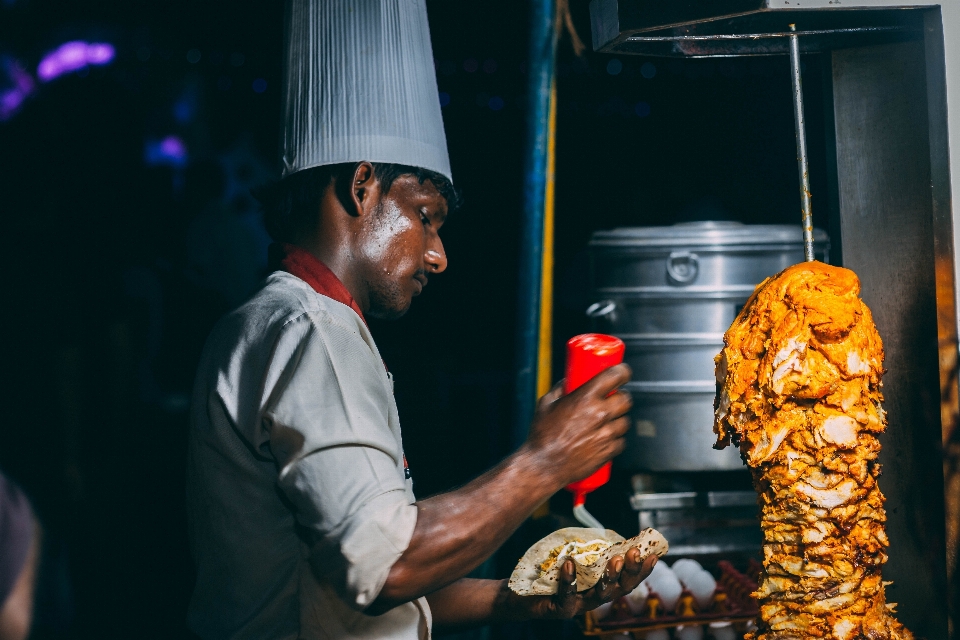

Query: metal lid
left=590, top=221, right=829, bottom=249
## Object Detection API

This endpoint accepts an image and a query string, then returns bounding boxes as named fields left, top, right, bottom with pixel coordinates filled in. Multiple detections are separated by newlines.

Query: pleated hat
left=281, top=0, right=452, bottom=182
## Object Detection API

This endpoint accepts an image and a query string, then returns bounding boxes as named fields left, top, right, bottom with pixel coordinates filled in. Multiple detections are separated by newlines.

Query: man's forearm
left=371, top=369, right=633, bottom=614
left=370, top=446, right=563, bottom=613
left=427, top=578, right=547, bottom=630
left=426, top=579, right=518, bottom=631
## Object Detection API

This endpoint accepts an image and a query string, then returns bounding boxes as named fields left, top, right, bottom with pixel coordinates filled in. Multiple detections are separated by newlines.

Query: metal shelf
left=590, top=0, right=932, bottom=57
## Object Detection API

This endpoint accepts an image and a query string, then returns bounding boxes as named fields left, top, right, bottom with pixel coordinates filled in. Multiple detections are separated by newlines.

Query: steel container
left=588, top=221, right=829, bottom=471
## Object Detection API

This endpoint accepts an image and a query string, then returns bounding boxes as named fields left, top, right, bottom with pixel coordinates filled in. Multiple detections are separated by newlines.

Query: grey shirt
left=186, top=272, right=429, bottom=639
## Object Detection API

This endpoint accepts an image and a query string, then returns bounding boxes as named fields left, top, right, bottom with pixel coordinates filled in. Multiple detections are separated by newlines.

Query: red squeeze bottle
left=563, top=333, right=626, bottom=508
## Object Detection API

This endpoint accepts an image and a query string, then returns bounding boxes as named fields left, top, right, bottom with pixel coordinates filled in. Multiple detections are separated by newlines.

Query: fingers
left=640, top=553, right=658, bottom=579
left=596, top=555, right=624, bottom=601
left=578, top=554, right=625, bottom=612
left=600, top=415, right=632, bottom=439
left=538, top=380, right=565, bottom=409
left=551, top=558, right=581, bottom=619
left=592, top=417, right=630, bottom=459
left=618, top=548, right=656, bottom=593
left=580, top=363, right=632, bottom=399
left=556, top=558, right=577, bottom=596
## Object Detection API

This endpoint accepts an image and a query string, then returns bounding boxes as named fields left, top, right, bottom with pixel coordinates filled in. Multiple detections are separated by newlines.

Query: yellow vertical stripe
left=532, top=82, right=557, bottom=521
left=537, top=81, right=557, bottom=399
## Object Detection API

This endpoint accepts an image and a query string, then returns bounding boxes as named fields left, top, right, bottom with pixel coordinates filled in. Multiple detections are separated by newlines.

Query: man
left=0, top=472, right=38, bottom=640
left=185, top=1, right=655, bottom=638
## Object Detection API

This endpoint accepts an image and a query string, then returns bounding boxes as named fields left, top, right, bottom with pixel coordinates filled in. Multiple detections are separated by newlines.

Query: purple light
left=37, top=41, right=115, bottom=82
left=144, top=135, right=189, bottom=167
left=86, top=43, right=116, bottom=65
left=0, top=58, right=35, bottom=121
left=160, top=136, right=186, bottom=158
left=1, top=90, right=25, bottom=117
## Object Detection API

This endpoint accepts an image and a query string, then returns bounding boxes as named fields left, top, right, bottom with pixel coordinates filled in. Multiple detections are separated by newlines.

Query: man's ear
left=347, top=162, right=380, bottom=217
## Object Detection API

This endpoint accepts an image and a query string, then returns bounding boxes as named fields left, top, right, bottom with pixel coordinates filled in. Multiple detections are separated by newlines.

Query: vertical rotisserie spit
left=714, top=261, right=912, bottom=640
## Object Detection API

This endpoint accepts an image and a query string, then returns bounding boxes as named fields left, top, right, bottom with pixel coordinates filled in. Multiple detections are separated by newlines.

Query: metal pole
left=514, top=0, right=558, bottom=448
left=789, top=23, right=815, bottom=262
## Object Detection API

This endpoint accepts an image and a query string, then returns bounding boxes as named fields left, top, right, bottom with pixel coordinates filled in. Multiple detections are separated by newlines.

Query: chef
left=185, top=1, right=655, bottom=638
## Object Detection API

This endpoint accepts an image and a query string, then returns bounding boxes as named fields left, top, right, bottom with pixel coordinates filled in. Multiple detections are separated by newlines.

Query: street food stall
left=512, top=2, right=960, bottom=637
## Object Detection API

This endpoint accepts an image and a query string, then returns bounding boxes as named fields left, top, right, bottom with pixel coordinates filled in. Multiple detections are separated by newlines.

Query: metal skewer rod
left=788, top=23, right=815, bottom=262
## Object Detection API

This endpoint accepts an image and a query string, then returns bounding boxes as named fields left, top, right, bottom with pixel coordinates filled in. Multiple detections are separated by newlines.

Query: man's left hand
left=507, top=547, right=657, bottom=620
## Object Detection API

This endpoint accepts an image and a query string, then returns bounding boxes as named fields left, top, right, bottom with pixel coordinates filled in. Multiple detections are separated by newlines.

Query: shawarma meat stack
left=713, top=261, right=912, bottom=640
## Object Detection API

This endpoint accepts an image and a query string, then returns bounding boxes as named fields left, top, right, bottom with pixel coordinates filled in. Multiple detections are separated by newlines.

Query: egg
left=670, top=558, right=704, bottom=587
left=591, top=601, right=613, bottom=621
left=709, top=622, right=737, bottom=640
left=686, top=569, right=717, bottom=609
left=643, top=560, right=683, bottom=612
left=624, top=581, right=649, bottom=614
left=646, top=629, right=670, bottom=640
left=676, top=625, right=704, bottom=640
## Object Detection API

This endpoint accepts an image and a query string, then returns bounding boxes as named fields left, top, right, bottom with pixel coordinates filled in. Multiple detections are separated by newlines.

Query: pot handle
left=666, top=251, right=699, bottom=285
left=586, top=300, right=617, bottom=319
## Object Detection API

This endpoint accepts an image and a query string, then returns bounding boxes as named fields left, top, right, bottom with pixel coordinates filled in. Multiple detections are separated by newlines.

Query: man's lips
left=413, top=273, right=428, bottom=294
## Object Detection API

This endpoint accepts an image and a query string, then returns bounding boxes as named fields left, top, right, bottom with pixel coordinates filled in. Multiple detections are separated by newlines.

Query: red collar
left=269, top=243, right=367, bottom=326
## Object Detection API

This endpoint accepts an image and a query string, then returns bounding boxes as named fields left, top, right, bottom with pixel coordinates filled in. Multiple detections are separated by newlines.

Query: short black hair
left=254, top=162, right=461, bottom=243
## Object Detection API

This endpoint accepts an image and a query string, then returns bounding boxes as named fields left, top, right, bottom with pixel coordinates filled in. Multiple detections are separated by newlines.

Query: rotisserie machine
left=586, top=2, right=960, bottom=638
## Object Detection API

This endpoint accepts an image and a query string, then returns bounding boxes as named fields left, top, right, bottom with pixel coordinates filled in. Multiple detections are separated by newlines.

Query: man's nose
left=425, top=241, right=447, bottom=274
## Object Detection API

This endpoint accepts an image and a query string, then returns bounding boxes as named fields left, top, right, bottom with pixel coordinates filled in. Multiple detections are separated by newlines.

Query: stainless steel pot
left=588, top=221, right=829, bottom=471
left=587, top=289, right=754, bottom=335
left=623, top=381, right=744, bottom=471
left=621, top=334, right=724, bottom=382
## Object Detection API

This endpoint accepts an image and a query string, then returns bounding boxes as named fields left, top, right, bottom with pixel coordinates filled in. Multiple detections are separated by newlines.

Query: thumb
left=538, top=380, right=565, bottom=409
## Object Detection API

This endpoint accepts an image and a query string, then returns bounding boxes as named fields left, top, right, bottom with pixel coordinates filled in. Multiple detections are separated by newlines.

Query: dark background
left=0, top=0, right=827, bottom=637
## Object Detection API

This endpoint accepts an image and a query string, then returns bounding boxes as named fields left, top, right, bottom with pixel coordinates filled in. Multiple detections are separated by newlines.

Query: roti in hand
left=508, top=527, right=669, bottom=596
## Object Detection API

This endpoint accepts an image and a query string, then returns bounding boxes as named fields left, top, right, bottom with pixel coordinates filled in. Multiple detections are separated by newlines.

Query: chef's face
left=359, top=174, right=448, bottom=320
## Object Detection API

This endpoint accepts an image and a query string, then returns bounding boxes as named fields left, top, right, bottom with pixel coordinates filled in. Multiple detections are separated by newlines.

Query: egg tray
left=581, top=560, right=761, bottom=637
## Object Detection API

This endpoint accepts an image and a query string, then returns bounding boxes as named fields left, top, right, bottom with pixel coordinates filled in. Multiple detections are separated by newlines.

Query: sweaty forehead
left=382, top=174, right=448, bottom=216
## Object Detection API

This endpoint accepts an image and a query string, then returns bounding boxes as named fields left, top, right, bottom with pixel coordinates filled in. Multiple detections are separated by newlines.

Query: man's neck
left=296, top=239, right=369, bottom=313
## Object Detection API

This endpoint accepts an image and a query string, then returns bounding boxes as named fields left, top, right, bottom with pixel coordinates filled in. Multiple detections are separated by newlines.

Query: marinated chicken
left=714, top=261, right=912, bottom=640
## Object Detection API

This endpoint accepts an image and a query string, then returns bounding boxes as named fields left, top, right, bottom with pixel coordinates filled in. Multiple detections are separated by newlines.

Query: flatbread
left=508, top=527, right=669, bottom=595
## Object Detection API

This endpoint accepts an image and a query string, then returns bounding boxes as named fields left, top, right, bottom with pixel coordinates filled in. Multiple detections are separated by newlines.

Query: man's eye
left=420, top=211, right=430, bottom=226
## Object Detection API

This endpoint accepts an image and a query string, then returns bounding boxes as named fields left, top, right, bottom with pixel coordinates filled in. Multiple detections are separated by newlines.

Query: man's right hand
left=371, top=363, right=633, bottom=616
left=523, top=363, right=633, bottom=488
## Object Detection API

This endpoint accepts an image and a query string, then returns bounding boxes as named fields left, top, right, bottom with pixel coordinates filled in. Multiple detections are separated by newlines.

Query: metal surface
left=589, top=0, right=929, bottom=56
left=630, top=491, right=697, bottom=510
left=631, top=490, right=761, bottom=556
left=626, top=25, right=911, bottom=42
left=590, top=294, right=751, bottom=335
left=924, top=9, right=960, bottom=625
left=622, top=334, right=724, bottom=382
left=788, top=24, right=816, bottom=262
left=512, top=0, right=557, bottom=449
left=829, top=38, right=947, bottom=639
left=590, top=222, right=827, bottom=470
left=623, top=382, right=745, bottom=471
left=590, top=222, right=829, bottom=290
left=707, top=490, right=758, bottom=508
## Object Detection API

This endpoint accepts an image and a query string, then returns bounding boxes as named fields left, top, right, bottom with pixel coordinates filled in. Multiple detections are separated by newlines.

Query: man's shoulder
left=231, top=272, right=359, bottom=331
left=208, top=272, right=368, bottom=358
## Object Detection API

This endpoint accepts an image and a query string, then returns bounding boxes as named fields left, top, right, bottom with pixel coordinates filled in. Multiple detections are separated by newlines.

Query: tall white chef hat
left=281, top=0, right=452, bottom=182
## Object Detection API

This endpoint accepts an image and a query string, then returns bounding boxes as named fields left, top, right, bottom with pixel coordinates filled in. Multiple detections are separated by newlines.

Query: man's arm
left=426, top=550, right=658, bottom=630
left=0, top=530, right=37, bottom=640
left=0, top=474, right=38, bottom=640
left=369, top=365, right=634, bottom=614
